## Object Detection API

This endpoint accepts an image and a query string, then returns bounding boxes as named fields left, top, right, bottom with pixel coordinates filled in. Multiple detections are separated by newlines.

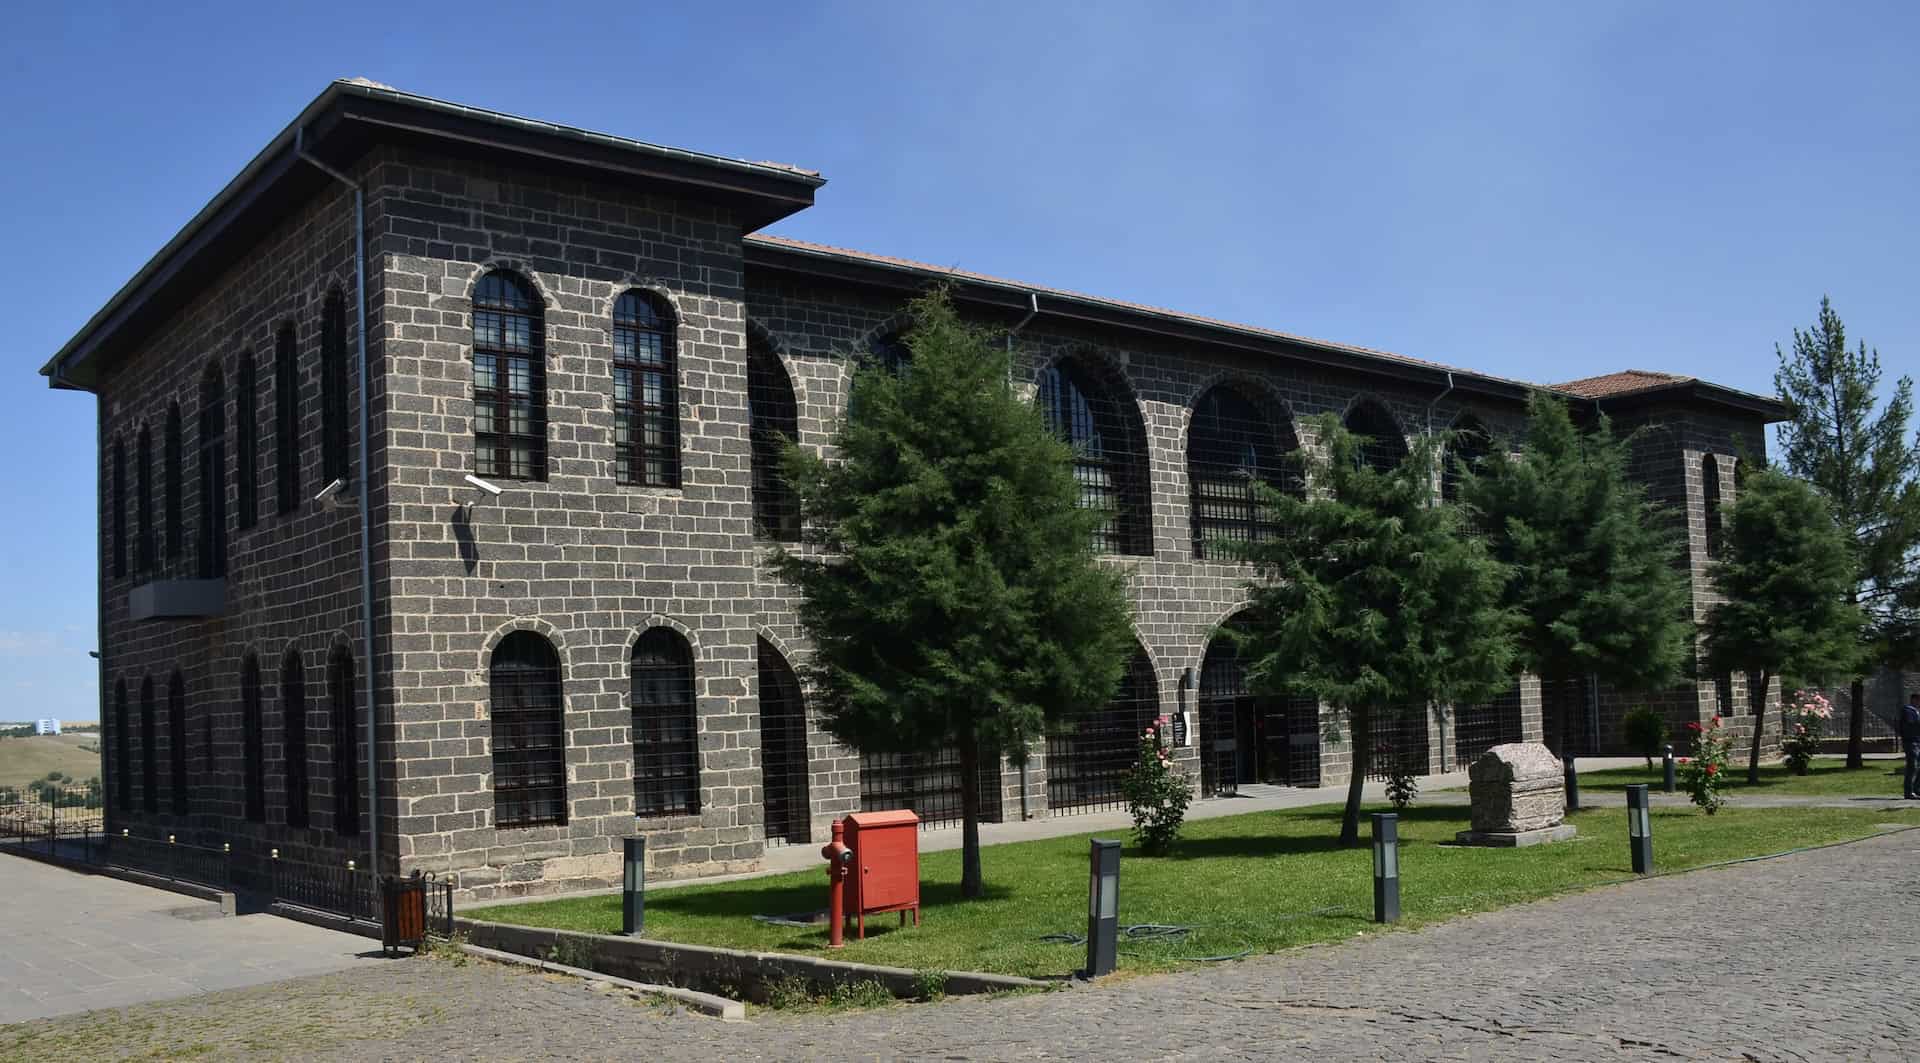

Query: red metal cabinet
left=841, top=810, right=921, bottom=938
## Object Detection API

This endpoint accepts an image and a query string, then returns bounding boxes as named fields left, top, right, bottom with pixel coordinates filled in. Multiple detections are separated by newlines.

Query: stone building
left=41, top=80, right=1786, bottom=900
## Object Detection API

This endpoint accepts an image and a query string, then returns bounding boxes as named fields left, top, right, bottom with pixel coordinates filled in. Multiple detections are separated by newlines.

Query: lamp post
left=1086, top=839, right=1120, bottom=977
left=1563, top=755, right=1580, bottom=812
left=1662, top=744, right=1676, bottom=794
left=1626, top=784, right=1652, bottom=875
left=1371, top=813, right=1400, bottom=923
left=622, top=836, right=646, bottom=935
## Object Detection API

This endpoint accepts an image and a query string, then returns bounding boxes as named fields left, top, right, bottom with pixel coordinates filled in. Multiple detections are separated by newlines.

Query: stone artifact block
left=1456, top=742, right=1577, bottom=847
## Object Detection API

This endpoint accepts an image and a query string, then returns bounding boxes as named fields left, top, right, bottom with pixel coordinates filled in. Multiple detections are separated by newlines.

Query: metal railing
left=0, top=783, right=107, bottom=857
left=101, top=830, right=234, bottom=889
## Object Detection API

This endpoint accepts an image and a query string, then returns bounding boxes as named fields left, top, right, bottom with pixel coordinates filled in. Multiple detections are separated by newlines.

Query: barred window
left=867, top=331, right=911, bottom=375
left=137, top=425, right=154, bottom=574
left=237, top=355, right=258, bottom=530
left=1187, top=385, right=1298, bottom=559
left=1344, top=399, right=1408, bottom=474
left=1038, top=358, right=1152, bottom=556
left=1443, top=414, right=1493, bottom=504
left=282, top=650, right=309, bottom=829
left=112, top=437, right=127, bottom=578
left=197, top=366, right=227, bottom=579
left=631, top=628, right=699, bottom=817
left=168, top=671, right=187, bottom=816
left=1701, top=455, right=1723, bottom=560
left=329, top=645, right=359, bottom=836
left=275, top=323, right=300, bottom=515
left=242, top=653, right=264, bottom=823
left=612, top=290, right=679, bottom=488
left=166, top=403, right=183, bottom=561
left=490, top=631, right=567, bottom=828
left=321, top=289, right=350, bottom=485
left=140, top=676, right=157, bottom=813
left=757, top=638, right=810, bottom=844
left=748, top=340, right=800, bottom=541
left=1045, top=645, right=1159, bottom=814
left=115, top=679, right=131, bottom=811
left=472, top=272, right=546, bottom=481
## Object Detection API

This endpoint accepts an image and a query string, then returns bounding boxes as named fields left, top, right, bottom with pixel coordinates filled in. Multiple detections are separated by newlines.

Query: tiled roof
left=1552, top=370, right=1695, bottom=399
left=744, top=234, right=1536, bottom=390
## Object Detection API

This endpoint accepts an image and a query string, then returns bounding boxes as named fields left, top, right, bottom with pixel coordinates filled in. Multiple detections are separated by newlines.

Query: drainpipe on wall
left=296, top=129, right=380, bottom=878
left=1424, top=372, right=1455, bottom=769
left=1008, top=291, right=1040, bottom=818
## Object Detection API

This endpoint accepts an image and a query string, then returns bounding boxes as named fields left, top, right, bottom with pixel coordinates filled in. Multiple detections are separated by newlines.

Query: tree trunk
left=1846, top=676, right=1866, bottom=770
left=957, top=726, right=985, bottom=900
left=1747, top=670, right=1771, bottom=786
left=1340, top=705, right=1371, bottom=847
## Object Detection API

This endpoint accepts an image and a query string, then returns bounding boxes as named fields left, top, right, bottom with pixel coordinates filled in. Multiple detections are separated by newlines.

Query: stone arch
left=1196, top=611, right=1322, bottom=794
left=460, top=259, right=560, bottom=310
left=1341, top=395, right=1410, bottom=473
left=481, top=616, right=572, bottom=676
left=1185, top=379, right=1304, bottom=559
left=1034, top=349, right=1154, bottom=556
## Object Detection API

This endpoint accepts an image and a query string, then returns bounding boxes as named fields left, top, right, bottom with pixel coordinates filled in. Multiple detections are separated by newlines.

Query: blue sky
left=3, top=2, right=1916, bottom=720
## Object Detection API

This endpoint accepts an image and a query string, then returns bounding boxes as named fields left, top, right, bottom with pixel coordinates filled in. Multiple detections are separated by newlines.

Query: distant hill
left=0, top=732, right=103, bottom=788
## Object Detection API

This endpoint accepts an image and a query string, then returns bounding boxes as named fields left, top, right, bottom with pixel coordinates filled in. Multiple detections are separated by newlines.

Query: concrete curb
left=457, top=942, right=747, bottom=1021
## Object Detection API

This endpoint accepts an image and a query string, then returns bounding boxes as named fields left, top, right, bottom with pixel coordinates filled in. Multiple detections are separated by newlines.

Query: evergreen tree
left=1463, top=393, right=1692, bottom=749
left=1232, top=416, right=1518, bottom=845
left=772, top=289, right=1136, bottom=899
left=1774, top=297, right=1920, bottom=766
left=1702, top=466, right=1863, bottom=784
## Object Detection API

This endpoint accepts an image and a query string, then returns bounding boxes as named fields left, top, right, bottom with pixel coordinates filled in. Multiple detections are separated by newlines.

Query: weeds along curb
left=456, top=942, right=747, bottom=1021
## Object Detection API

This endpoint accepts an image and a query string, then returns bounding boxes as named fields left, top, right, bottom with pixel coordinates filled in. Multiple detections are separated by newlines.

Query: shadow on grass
left=647, top=878, right=1016, bottom=922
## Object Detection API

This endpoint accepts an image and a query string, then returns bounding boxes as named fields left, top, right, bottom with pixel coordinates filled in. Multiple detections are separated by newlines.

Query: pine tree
left=1463, top=392, right=1692, bottom=750
left=1702, top=466, right=1863, bottom=784
left=771, top=289, right=1137, bottom=899
left=1232, top=416, right=1519, bottom=845
left=1774, top=297, right=1920, bottom=766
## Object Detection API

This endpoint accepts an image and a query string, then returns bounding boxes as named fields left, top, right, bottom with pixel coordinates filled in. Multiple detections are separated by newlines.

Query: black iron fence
left=0, top=783, right=107, bottom=856
left=101, top=830, right=235, bottom=889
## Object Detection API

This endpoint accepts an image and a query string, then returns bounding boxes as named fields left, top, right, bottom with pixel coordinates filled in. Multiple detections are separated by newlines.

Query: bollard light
left=1371, top=813, right=1400, bottom=923
left=1086, top=839, right=1121, bottom=977
left=622, top=835, right=646, bottom=935
left=1626, top=784, right=1653, bottom=875
left=1662, top=744, right=1676, bottom=793
left=1563, top=756, right=1580, bottom=812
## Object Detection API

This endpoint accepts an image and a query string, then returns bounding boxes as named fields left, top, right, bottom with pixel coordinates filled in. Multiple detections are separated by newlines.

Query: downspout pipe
left=296, top=129, right=380, bottom=878
left=1006, top=291, right=1039, bottom=818
left=1424, top=371, right=1455, bottom=770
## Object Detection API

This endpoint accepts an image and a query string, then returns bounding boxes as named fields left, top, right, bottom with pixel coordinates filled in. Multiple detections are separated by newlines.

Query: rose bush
left=1679, top=715, right=1733, bottom=814
left=1779, top=689, right=1833, bottom=775
left=1121, top=724, right=1193, bottom=855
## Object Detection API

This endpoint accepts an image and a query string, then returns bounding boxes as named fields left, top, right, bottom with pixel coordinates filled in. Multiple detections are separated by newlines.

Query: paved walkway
left=8, top=825, right=1914, bottom=1060
left=0, top=855, right=384, bottom=1023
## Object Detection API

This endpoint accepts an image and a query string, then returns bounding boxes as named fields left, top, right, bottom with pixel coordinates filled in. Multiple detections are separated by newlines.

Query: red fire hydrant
left=822, top=818, right=852, bottom=949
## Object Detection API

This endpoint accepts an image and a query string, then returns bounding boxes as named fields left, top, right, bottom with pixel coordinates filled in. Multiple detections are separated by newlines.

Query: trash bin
left=382, top=872, right=428, bottom=953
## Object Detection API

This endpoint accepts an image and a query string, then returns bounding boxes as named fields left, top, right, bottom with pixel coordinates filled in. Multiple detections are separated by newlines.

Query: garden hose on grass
left=1038, top=923, right=1255, bottom=964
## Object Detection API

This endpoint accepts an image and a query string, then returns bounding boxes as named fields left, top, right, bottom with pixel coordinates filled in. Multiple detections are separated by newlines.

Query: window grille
left=242, top=654, right=264, bottom=822
left=1038, top=358, right=1152, bottom=556
left=1368, top=708, right=1431, bottom=781
left=860, top=748, right=1002, bottom=829
left=282, top=650, right=310, bottom=829
left=1701, top=455, right=1723, bottom=560
left=491, top=631, right=567, bottom=828
left=165, top=403, right=183, bottom=561
left=197, top=366, right=227, bottom=579
left=756, top=639, right=810, bottom=844
left=275, top=324, right=299, bottom=515
left=321, top=290, right=350, bottom=485
left=168, top=672, right=188, bottom=816
left=1198, top=628, right=1321, bottom=795
left=748, top=341, right=800, bottom=541
left=631, top=629, right=700, bottom=817
left=1046, top=647, right=1159, bottom=814
left=330, top=646, right=359, bottom=835
left=115, top=679, right=132, bottom=811
left=1344, top=399, right=1408, bottom=475
left=612, top=290, right=680, bottom=488
left=112, top=438, right=127, bottom=578
left=137, top=425, right=154, bottom=574
left=1454, top=680, right=1524, bottom=768
left=1187, top=385, right=1299, bottom=559
left=472, top=272, right=546, bottom=481
left=140, top=676, right=157, bottom=813
left=236, top=355, right=258, bottom=530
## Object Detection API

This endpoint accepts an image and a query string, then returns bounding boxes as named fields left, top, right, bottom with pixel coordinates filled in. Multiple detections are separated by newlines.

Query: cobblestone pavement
left=5, top=829, right=1916, bottom=1061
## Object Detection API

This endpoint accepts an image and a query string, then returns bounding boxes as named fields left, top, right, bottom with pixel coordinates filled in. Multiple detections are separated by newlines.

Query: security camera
left=463, top=473, right=503, bottom=497
left=313, top=477, right=348, bottom=509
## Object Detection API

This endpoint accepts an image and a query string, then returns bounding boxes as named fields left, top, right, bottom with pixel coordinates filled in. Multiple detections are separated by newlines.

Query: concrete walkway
left=0, top=854, right=387, bottom=1023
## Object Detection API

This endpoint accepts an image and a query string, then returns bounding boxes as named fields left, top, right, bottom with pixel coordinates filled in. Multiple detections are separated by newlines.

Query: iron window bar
left=612, top=290, right=681, bottom=488
left=631, top=629, right=700, bottom=818
left=472, top=272, right=548, bottom=482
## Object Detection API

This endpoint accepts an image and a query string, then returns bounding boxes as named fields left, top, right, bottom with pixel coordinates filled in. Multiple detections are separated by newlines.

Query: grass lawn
left=479, top=799, right=1920, bottom=979
left=0, top=733, right=101, bottom=789
left=1579, top=755, right=1909, bottom=799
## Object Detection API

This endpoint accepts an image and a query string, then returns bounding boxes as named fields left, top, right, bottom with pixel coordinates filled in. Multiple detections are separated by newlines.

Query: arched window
left=112, top=437, right=127, bottom=578
left=1443, top=414, right=1493, bottom=504
left=631, top=628, right=699, bottom=817
left=168, top=672, right=187, bottom=815
left=275, top=323, right=300, bottom=515
left=137, top=425, right=154, bottom=574
left=1038, top=358, right=1152, bottom=556
left=329, top=646, right=359, bottom=836
left=490, top=631, right=567, bottom=828
left=242, top=653, right=264, bottom=822
left=612, top=289, right=680, bottom=488
left=1701, top=454, right=1723, bottom=560
left=197, top=365, right=227, bottom=579
left=236, top=355, right=258, bottom=530
left=165, top=403, right=183, bottom=561
left=472, top=271, right=547, bottom=481
left=282, top=650, right=309, bottom=829
left=114, top=679, right=132, bottom=811
left=1187, top=385, right=1299, bottom=559
left=140, top=676, right=157, bottom=812
left=866, top=331, right=911, bottom=375
left=320, top=289, right=350, bottom=485
left=1045, top=645, right=1160, bottom=813
left=1344, top=399, right=1408, bottom=474
left=757, top=638, right=809, bottom=843
left=748, top=339, right=800, bottom=541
